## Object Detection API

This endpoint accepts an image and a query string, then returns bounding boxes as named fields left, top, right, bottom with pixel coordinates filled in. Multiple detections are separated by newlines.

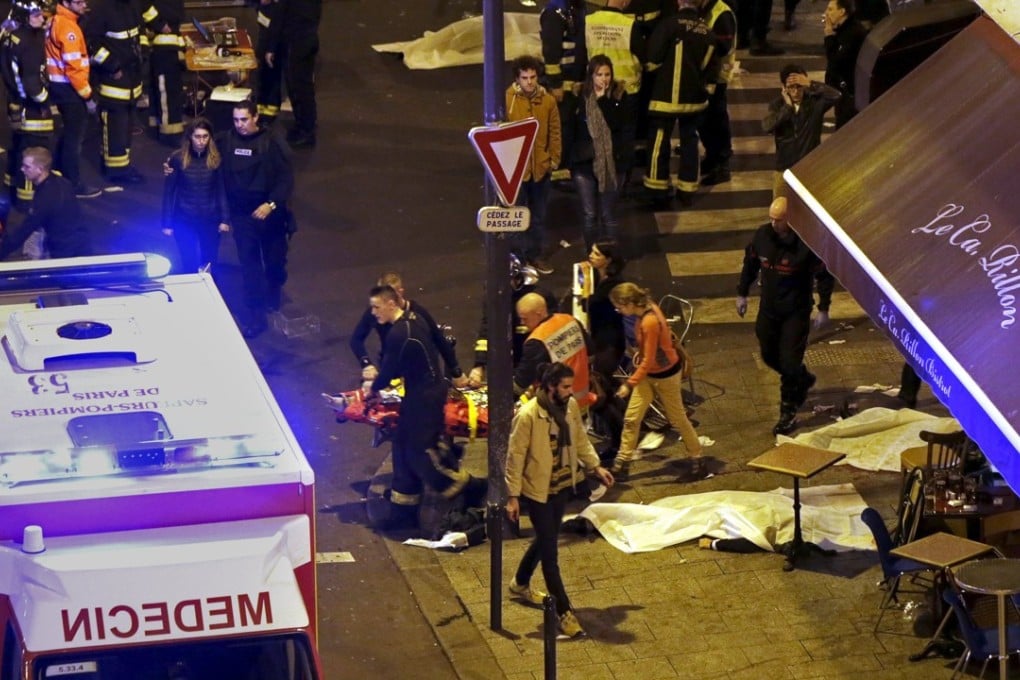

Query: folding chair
left=658, top=294, right=697, bottom=404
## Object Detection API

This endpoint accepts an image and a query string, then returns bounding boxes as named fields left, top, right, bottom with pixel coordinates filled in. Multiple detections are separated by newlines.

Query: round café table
left=953, top=558, right=1020, bottom=680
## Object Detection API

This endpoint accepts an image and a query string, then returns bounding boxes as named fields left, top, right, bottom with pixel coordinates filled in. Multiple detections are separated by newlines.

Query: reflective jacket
left=701, top=0, right=736, bottom=84
left=85, top=0, right=144, bottom=103
left=0, top=24, right=52, bottom=132
left=585, top=9, right=644, bottom=94
left=46, top=3, right=91, bottom=99
left=517, top=313, right=591, bottom=404
left=646, top=7, right=717, bottom=116
left=141, top=0, right=185, bottom=51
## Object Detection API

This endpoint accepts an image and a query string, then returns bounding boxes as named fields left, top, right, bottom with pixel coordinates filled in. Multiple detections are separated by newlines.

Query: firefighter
left=85, top=0, right=145, bottom=184
left=45, top=0, right=101, bottom=198
left=265, top=0, right=321, bottom=148
left=253, top=0, right=282, bottom=122
left=696, top=0, right=737, bottom=186
left=540, top=0, right=585, bottom=172
left=0, top=0, right=54, bottom=204
left=140, top=0, right=185, bottom=145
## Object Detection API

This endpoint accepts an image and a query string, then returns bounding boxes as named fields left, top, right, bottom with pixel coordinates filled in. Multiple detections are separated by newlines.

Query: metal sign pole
left=482, top=0, right=510, bottom=633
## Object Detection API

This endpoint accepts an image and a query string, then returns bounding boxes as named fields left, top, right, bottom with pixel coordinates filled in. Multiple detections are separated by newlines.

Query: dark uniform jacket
left=737, top=223, right=834, bottom=318
left=266, top=0, right=321, bottom=48
left=372, top=310, right=447, bottom=396
left=85, top=0, right=144, bottom=103
left=824, top=17, right=868, bottom=127
left=645, top=7, right=718, bottom=116
left=217, top=126, right=293, bottom=216
left=540, top=0, right=586, bottom=91
left=762, top=82, right=840, bottom=170
left=0, top=173, right=89, bottom=259
left=350, top=299, right=463, bottom=377
left=0, top=23, right=50, bottom=124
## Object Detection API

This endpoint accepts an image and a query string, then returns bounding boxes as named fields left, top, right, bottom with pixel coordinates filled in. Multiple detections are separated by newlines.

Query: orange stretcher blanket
left=323, top=386, right=493, bottom=443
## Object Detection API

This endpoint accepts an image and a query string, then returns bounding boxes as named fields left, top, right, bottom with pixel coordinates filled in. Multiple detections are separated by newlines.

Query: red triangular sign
left=468, top=119, right=540, bottom=207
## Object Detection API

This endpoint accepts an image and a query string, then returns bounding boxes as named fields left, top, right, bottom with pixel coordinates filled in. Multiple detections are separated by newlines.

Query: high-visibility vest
left=585, top=11, right=642, bottom=95
left=527, top=314, right=591, bottom=403
left=704, top=0, right=737, bottom=84
left=45, top=4, right=91, bottom=99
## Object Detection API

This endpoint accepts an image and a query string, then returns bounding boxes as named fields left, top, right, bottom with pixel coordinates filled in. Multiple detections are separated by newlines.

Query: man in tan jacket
left=506, top=55, right=562, bottom=275
left=505, top=362, right=614, bottom=639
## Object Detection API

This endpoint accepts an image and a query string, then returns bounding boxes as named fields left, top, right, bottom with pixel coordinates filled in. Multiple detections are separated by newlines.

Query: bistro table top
left=748, top=444, right=846, bottom=479
left=954, top=558, right=1020, bottom=595
left=891, top=531, right=997, bottom=569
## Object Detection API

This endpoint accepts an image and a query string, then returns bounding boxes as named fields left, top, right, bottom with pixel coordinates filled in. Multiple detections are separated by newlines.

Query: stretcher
left=323, top=385, right=494, bottom=446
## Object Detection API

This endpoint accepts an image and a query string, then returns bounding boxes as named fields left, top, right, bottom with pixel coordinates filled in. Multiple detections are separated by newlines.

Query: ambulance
left=0, top=255, right=321, bottom=679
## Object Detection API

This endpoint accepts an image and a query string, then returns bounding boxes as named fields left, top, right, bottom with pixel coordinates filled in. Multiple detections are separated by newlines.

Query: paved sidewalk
left=373, top=318, right=974, bottom=679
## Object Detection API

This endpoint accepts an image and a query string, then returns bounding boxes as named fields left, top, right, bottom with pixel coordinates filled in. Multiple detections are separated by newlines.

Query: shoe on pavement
left=588, top=482, right=608, bottom=502
left=530, top=258, right=554, bottom=275
left=700, top=166, right=731, bottom=185
left=509, top=581, right=547, bottom=606
left=772, top=410, right=798, bottom=436
left=557, top=610, right=586, bottom=639
left=749, top=41, right=785, bottom=56
left=74, top=183, right=103, bottom=199
left=610, top=458, right=630, bottom=482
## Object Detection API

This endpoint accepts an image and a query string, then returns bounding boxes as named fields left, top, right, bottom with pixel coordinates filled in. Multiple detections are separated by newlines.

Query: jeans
left=514, top=176, right=550, bottom=261
left=515, top=487, right=572, bottom=616
left=573, top=168, right=619, bottom=251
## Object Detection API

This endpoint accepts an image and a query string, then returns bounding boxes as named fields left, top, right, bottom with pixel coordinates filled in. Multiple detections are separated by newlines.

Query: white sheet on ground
left=777, top=407, right=960, bottom=472
left=579, top=483, right=873, bottom=554
left=372, top=13, right=541, bottom=70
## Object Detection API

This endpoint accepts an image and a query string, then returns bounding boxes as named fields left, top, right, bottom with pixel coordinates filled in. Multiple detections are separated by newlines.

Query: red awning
left=785, top=16, right=1020, bottom=489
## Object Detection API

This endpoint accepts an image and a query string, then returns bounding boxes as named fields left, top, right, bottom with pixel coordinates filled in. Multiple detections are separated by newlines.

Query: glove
left=813, top=310, right=830, bottom=330
left=85, top=98, right=98, bottom=115
left=735, top=296, right=748, bottom=318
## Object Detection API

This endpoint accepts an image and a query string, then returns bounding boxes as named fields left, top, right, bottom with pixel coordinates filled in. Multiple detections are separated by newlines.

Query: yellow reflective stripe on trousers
left=21, top=119, right=54, bottom=132
left=390, top=490, right=421, bottom=506
left=152, top=34, right=184, bottom=47
left=99, top=84, right=133, bottom=99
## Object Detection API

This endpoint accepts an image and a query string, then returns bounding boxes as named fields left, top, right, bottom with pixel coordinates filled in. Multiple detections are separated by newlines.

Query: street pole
left=482, top=0, right=510, bottom=633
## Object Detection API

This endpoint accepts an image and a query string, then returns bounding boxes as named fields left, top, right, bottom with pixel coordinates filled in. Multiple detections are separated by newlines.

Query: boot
left=773, top=405, right=798, bottom=436
left=700, top=163, right=731, bottom=186
left=783, top=9, right=797, bottom=31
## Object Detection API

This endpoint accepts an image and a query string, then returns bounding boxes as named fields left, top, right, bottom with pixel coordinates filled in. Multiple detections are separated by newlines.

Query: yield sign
left=468, top=118, right=540, bottom=207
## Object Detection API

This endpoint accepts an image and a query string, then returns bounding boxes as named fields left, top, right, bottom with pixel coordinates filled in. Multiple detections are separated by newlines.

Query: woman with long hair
left=567, top=55, right=635, bottom=252
left=586, top=239, right=628, bottom=461
left=161, top=118, right=230, bottom=273
left=608, top=282, right=702, bottom=479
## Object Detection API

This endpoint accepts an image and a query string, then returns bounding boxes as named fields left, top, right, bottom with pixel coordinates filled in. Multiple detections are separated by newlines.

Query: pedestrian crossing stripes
left=658, top=54, right=865, bottom=325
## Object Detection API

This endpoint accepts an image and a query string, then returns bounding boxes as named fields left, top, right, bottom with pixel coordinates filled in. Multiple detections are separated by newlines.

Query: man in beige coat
left=506, top=54, right=562, bottom=275
left=505, top=362, right=614, bottom=639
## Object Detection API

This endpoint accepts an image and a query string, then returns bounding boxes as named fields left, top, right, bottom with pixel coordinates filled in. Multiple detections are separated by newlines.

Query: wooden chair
left=900, top=430, right=971, bottom=477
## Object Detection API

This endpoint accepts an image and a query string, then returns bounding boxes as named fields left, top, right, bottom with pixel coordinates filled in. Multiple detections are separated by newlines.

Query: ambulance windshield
left=37, top=634, right=317, bottom=680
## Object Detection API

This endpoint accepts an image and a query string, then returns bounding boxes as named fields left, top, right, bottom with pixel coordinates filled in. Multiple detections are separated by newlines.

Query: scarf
left=537, top=388, right=572, bottom=465
left=585, top=91, right=617, bottom=193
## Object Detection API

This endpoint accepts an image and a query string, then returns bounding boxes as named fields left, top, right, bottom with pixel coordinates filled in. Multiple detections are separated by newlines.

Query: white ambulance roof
left=0, top=515, right=312, bottom=652
left=0, top=269, right=313, bottom=505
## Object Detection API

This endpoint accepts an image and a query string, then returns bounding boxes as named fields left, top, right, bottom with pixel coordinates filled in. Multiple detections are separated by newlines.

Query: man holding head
left=736, top=197, right=833, bottom=435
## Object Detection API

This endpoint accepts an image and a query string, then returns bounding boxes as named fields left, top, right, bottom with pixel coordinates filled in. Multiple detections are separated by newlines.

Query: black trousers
left=170, top=213, right=222, bottom=273
left=230, top=210, right=289, bottom=322
left=755, top=308, right=811, bottom=406
left=50, top=83, right=88, bottom=186
left=255, top=44, right=283, bottom=119
left=736, top=0, right=774, bottom=41
left=149, top=47, right=185, bottom=136
left=645, top=113, right=702, bottom=195
left=697, top=83, right=732, bottom=171
left=515, top=487, right=572, bottom=616
left=282, top=31, right=319, bottom=134
left=390, top=383, right=463, bottom=504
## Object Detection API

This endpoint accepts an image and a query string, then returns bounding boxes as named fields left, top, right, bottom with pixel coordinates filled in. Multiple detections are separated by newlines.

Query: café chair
left=942, top=584, right=1020, bottom=679
left=659, top=294, right=697, bottom=402
left=861, top=507, right=936, bottom=634
left=893, top=467, right=927, bottom=546
left=900, top=430, right=971, bottom=478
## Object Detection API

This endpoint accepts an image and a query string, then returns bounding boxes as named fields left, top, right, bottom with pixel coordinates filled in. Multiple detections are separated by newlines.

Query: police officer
left=0, top=0, right=54, bottom=204
left=85, top=0, right=145, bottom=184
left=265, top=0, right=321, bottom=148
left=45, top=0, right=101, bottom=198
left=736, top=197, right=833, bottom=435
left=218, top=99, right=293, bottom=338
left=140, top=0, right=185, bottom=145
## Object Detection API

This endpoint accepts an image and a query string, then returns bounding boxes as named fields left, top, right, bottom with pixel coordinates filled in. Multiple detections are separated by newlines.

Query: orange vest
left=527, top=313, right=592, bottom=403
left=46, top=4, right=91, bottom=99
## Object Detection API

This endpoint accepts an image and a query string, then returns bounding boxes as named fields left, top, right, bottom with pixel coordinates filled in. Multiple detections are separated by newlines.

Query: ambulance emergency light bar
left=0, top=433, right=283, bottom=487
left=0, top=253, right=172, bottom=292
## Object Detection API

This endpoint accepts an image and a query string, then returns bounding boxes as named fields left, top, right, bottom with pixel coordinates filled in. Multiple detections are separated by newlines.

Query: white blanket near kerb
left=579, top=483, right=874, bottom=554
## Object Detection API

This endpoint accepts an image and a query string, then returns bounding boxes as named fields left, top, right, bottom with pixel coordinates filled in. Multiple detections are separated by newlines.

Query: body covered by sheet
left=580, top=483, right=873, bottom=554
left=779, top=407, right=960, bottom=472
